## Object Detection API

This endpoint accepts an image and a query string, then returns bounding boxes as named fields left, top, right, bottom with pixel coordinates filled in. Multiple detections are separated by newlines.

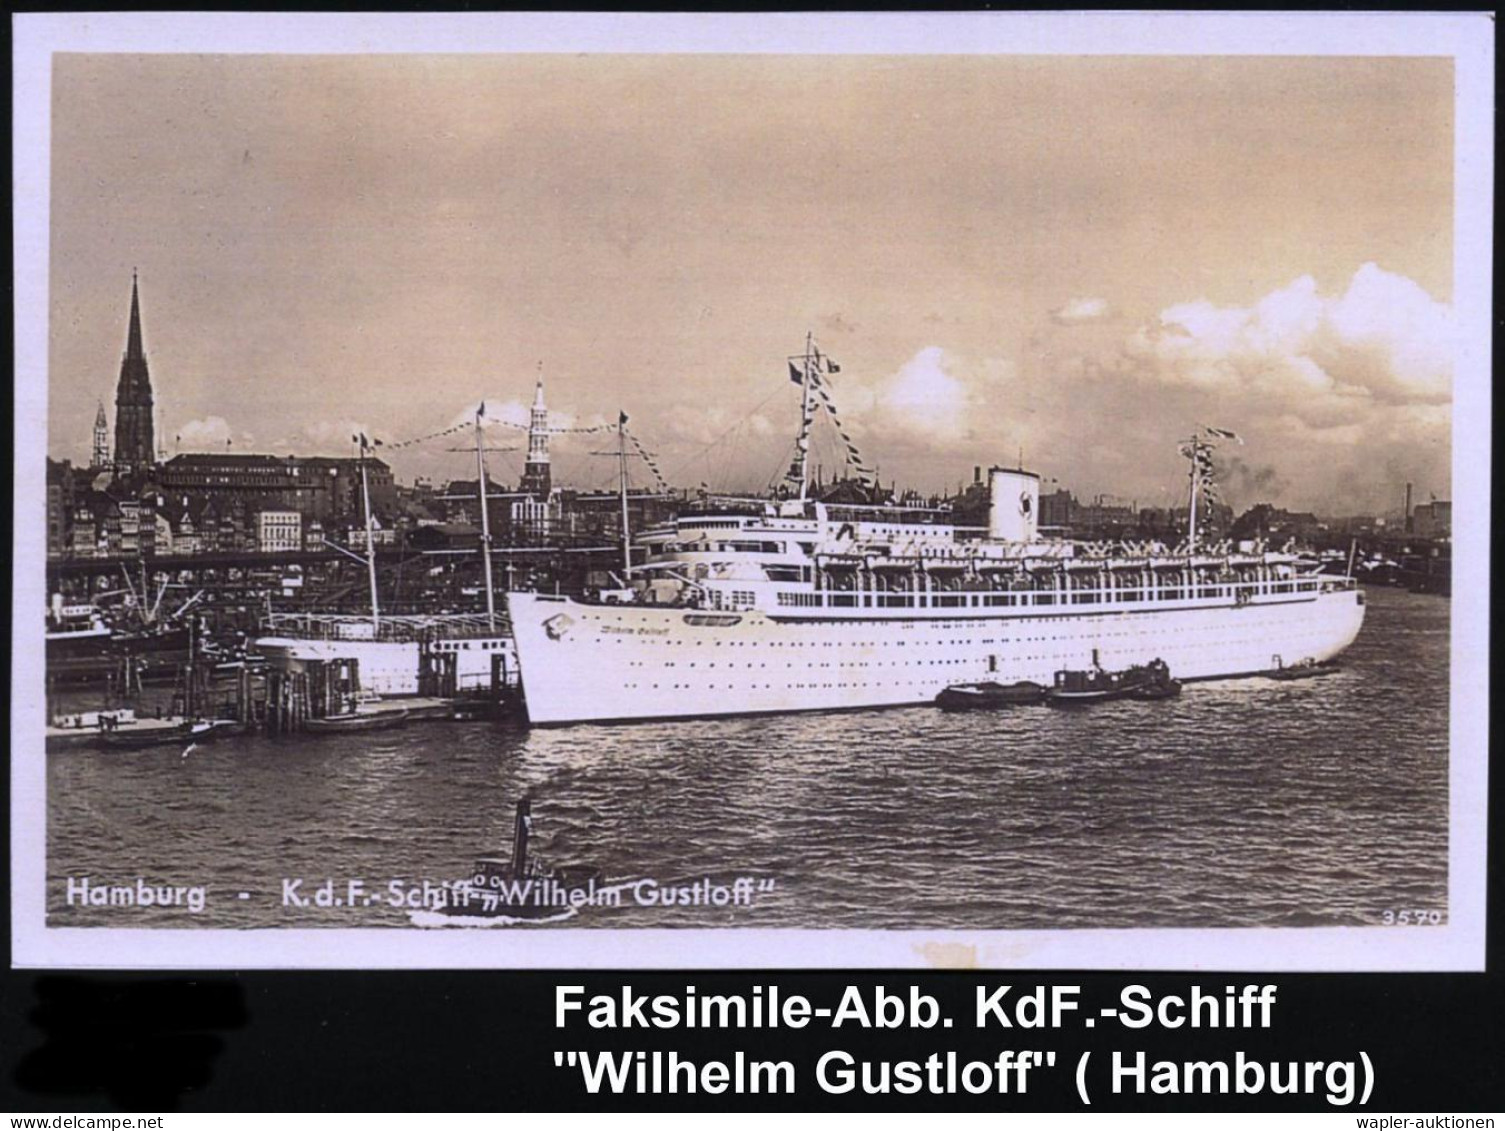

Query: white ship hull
left=508, top=588, right=1366, bottom=725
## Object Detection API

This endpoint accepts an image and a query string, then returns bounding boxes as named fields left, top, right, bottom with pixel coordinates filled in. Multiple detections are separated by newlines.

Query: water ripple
left=46, top=587, right=1447, bottom=931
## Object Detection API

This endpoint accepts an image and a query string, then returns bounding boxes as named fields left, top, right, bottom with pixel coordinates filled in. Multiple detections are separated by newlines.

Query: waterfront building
left=156, top=453, right=396, bottom=524
left=46, top=459, right=78, bottom=560
left=258, top=510, right=304, bottom=554
left=112, top=273, right=156, bottom=478
left=347, top=519, right=397, bottom=550
left=510, top=495, right=557, bottom=540
left=1229, top=504, right=1325, bottom=544
left=1410, top=500, right=1451, bottom=539
left=117, top=498, right=142, bottom=557
left=69, top=493, right=113, bottom=558
left=1038, top=488, right=1075, bottom=530
left=150, top=509, right=174, bottom=555
left=552, top=488, right=681, bottom=551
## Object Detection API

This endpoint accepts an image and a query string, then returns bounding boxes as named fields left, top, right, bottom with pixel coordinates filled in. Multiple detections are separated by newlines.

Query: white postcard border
left=11, top=11, right=1493, bottom=970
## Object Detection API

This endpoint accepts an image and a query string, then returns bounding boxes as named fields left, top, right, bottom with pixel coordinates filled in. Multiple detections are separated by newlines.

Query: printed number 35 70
left=1381, top=909, right=1443, bottom=925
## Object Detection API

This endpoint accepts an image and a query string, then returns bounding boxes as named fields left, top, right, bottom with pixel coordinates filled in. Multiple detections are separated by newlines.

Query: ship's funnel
left=988, top=467, right=1040, bottom=542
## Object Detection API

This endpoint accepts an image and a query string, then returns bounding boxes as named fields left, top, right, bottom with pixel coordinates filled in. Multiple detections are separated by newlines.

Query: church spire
left=126, top=268, right=145, bottom=360
left=113, top=270, right=156, bottom=477
left=91, top=400, right=110, bottom=469
left=521, top=370, right=552, bottom=500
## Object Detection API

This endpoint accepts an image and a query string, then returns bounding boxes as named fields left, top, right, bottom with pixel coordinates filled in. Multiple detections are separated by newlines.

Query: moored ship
left=253, top=407, right=519, bottom=698
left=506, top=339, right=1365, bottom=725
left=255, top=612, right=515, bottom=697
left=45, top=598, right=191, bottom=684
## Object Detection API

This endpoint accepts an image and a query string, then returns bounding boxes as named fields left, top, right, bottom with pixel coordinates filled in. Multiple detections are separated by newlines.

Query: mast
left=474, top=404, right=497, bottom=630
left=186, top=611, right=195, bottom=718
left=359, top=441, right=380, bottom=632
left=618, top=411, right=631, bottom=576
left=796, top=331, right=815, bottom=502
left=1186, top=434, right=1200, bottom=552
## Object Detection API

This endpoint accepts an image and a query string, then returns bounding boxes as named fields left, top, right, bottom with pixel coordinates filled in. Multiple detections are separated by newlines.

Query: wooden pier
left=47, top=647, right=519, bottom=747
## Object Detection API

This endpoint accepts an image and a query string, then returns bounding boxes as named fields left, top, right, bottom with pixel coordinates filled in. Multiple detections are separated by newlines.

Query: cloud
left=450, top=398, right=529, bottom=432
left=870, top=346, right=972, bottom=441
left=792, top=347, right=1028, bottom=489
left=659, top=403, right=778, bottom=447
left=357, top=264, right=1447, bottom=515
left=647, top=347, right=1003, bottom=490
left=785, top=264, right=1453, bottom=512
left=1050, top=296, right=1113, bottom=325
left=445, top=396, right=602, bottom=435
left=1122, top=263, right=1453, bottom=429
left=174, top=416, right=255, bottom=450
left=263, top=418, right=374, bottom=455
left=176, top=416, right=232, bottom=446
left=1060, top=262, right=1455, bottom=511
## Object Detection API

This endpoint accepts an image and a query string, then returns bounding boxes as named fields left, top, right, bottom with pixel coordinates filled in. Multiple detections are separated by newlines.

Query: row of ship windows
left=586, top=606, right=1312, bottom=634
left=632, top=658, right=1015, bottom=670
left=623, top=637, right=1299, bottom=671
left=603, top=628, right=1332, bottom=689
left=433, top=640, right=509, bottom=652
left=620, top=678, right=959, bottom=692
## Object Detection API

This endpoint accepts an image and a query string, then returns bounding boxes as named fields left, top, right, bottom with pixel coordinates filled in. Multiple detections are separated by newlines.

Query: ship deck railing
left=773, top=574, right=1356, bottom=612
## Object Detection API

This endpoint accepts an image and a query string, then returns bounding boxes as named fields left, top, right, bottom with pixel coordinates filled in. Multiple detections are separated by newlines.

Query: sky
left=49, top=54, right=1454, bottom=515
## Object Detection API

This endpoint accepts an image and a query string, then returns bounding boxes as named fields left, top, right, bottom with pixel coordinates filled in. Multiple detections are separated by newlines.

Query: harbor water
left=44, top=586, right=1449, bottom=930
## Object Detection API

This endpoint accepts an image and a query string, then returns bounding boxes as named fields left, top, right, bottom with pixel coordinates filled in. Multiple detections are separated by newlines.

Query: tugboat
left=439, top=799, right=602, bottom=923
left=1046, top=656, right=1175, bottom=706
left=97, top=717, right=225, bottom=750
left=302, top=707, right=410, bottom=734
left=935, top=680, right=1046, bottom=711
left=1266, top=655, right=1338, bottom=682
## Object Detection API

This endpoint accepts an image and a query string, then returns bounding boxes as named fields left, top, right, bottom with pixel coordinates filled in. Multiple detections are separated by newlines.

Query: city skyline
left=49, top=54, right=1454, bottom=513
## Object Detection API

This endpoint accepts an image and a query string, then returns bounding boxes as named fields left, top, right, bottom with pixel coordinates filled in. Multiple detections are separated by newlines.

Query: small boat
left=47, top=707, right=138, bottom=749
left=1046, top=658, right=1172, bottom=706
left=1267, top=657, right=1337, bottom=681
left=98, top=718, right=220, bottom=750
left=1130, top=677, right=1183, bottom=700
left=439, top=799, right=602, bottom=922
left=935, top=680, right=1046, bottom=711
left=302, top=708, right=409, bottom=734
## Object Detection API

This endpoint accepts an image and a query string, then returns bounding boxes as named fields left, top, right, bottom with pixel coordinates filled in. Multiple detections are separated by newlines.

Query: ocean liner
left=506, top=339, right=1365, bottom=725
